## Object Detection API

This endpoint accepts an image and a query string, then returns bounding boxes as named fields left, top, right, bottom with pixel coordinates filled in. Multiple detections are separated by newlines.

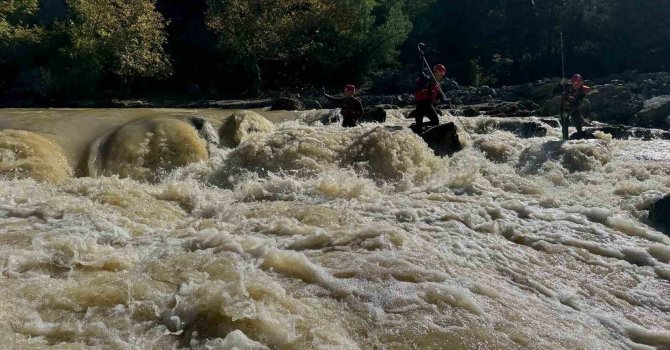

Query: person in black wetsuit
left=409, top=64, right=446, bottom=133
left=324, top=84, right=364, bottom=127
left=562, top=74, right=592, bottom=136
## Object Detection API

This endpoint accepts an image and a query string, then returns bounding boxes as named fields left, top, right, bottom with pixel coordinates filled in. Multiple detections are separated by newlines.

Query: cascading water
left=0, top=108, right=668, bottom=349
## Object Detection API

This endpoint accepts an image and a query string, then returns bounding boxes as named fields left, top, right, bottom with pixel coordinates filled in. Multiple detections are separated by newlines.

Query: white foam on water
left=0, top=109, right=669, bottom=349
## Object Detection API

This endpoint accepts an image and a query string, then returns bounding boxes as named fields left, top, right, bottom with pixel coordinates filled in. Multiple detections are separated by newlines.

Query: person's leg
left=571, top=110, right=583, bottom=133
left=562, top=114, right=570, bottom=140
left=426, top=105, right=440, bottom=127
left=414, top=106, right=426, bottom=132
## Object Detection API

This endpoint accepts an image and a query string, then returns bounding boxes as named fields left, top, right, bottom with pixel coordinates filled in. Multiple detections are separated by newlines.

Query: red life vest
left=414, top=76, right=439, bottom=102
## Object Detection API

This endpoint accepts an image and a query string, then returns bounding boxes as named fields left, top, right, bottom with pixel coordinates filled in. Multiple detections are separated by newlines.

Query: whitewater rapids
left=0, top=108, right=669, bottom=349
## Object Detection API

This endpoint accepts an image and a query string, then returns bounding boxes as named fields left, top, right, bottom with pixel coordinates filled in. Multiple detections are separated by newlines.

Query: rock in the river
left=632, top=96, right=670, bottom=129
left=417, top=122, right=462, bottom=156
left=361, top=106, right=387, bottom=124
left=649, top=195, right=670, bottom=235
left=271, top=96, right=305, bottom=111
left=587, top=84, right=644, bottom=124
left=569, top=131, right=598, bottom=140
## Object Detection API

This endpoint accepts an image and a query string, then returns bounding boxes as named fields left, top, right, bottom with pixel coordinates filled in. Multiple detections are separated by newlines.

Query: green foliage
left=2, top=0, right=670, bottom=101
left=0, top=0, right=44, bottom=48
left=205, top=0, right=412, bottom=92
left=64, top=0, right=171, bottom=79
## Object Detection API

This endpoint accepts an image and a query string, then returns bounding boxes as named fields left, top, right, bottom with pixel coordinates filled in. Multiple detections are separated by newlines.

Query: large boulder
left=539, top=95, right=562, bottom=116
left=632, top=96, right=670, bottom=129
left=417, top=122, right=462, bottom=157
left=649, top=195, right=670, bottom=235
left=270, top=96, right=305, bottom=111
left=527, top=78, right=562, bottom=102
left=587, top=84, right=644, bottom=124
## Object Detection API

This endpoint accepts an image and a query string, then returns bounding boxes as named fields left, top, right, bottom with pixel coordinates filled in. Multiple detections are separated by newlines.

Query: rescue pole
left=417, top=43, right=473, bottom=139
left=560, top=32, right=569, bottom=140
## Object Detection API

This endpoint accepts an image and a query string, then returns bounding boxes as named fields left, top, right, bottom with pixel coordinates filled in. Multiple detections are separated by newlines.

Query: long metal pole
left=418, top=43, right=473, bottom=139
left=560, top=32, right=568, bottom=140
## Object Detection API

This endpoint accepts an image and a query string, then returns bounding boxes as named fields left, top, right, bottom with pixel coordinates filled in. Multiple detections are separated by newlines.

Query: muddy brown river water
left=0, top=108, right=669, bottom=349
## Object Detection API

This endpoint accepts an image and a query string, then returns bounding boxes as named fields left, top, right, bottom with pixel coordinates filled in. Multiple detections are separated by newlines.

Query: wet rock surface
left=587, top=85, right=644, bottom=124
left=408, top=122, right=462, bottom=156
left=649, top=195, right=670, bottom=235
left=633, top=96, right=670, bottom=129
left=361, top=106, right=388, bottom=124
left=457, top=101, right=539, bottom=118
left=569, top=131, right=598, bottom=140
left=271, top=96, right=305, bottom=111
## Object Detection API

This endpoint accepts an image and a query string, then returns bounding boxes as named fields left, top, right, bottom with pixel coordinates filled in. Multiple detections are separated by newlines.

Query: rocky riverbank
left=3, top=71, right=670, bottom=134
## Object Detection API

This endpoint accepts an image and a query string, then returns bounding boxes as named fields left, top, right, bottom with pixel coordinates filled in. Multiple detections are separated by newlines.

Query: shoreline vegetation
left=2, top=0, right=669, bottom=107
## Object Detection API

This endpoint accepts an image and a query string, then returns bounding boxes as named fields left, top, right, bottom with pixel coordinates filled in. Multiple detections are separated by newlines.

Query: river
left=0, top=108, right=669, bottom=349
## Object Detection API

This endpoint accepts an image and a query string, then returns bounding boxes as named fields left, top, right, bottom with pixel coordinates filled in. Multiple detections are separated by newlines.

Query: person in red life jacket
left=410, top=64, right=446, bottom=133
left=563, top=74, right=592, bottom=135
left=324, top=84, right=364, bottom=127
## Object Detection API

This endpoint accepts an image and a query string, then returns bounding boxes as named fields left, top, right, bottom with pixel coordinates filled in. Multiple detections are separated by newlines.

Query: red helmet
left=344, top=84, right=356, bottom=92
left=571, top=74, right=583, bottom=83
left=433, top=64, right=447, bottom=74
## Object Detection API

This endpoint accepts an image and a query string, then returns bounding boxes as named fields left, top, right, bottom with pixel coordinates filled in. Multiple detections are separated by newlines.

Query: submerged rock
left=569, top=131, right=598, bottom=140
left=472, top=118, right=548, bottom=138
left=584, top=124, right=670, bottom=140
left=0, top=130, right=72, bottom=183
left=361, top=106, right=387, bottom=124
left=219, top=110, right=275, bottom=148
left=649, top=195, right=670, bottom=235
left=88, top=118, right=209, bottom=182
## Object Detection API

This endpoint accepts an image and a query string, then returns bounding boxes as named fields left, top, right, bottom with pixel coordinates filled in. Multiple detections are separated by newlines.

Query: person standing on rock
left=409, top=64, right=446, bottom=133
left=324, top=84, right=364, bottom=128
left=562, top=74, right=592, bottom=137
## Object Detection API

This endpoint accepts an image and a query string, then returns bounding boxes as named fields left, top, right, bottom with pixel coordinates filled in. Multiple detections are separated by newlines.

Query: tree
left=0, top=0, right=43, bottom=46
left=0, top=0, right=46, bottom=96
left=206, top=0, right=412, bottom=94
left=64, top=0, right=171, bottom=81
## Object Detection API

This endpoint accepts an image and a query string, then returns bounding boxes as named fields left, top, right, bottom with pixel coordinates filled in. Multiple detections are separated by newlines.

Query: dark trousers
left=569, top=109, right=583, bottom=133
left=411, top=101, right=440, bottom=132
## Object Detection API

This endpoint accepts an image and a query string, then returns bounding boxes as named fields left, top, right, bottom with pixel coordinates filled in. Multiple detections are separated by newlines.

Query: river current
left=0, top=108, right=669, bottom=349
